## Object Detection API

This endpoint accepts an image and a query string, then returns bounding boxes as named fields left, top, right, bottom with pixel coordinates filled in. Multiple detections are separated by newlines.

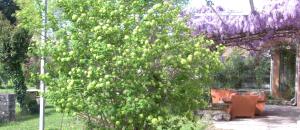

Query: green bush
left=20, top=0, right=222, bottom=129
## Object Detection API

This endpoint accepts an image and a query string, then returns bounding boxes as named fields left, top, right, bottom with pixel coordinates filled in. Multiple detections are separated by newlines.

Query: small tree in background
left=0, top=0, right=31, bottom=110
left=0, top=0, right=17, bottom=87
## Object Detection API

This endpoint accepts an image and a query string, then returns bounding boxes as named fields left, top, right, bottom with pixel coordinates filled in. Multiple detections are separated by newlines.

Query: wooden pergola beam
left=249, top=0, right=255, bottom=13
left=207, top=29, right=300, bottom=49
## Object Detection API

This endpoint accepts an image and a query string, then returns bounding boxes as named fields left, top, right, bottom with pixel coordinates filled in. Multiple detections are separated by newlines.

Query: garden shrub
left=24, top=94, right=39, bottom=114
left=26, top=0, right=222, bottom=129
left=213, top=48, right=270, bottom=89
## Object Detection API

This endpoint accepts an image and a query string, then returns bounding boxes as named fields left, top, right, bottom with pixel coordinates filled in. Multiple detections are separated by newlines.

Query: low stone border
left=196, top=103, right=231, bottom=121
left=266, top=99, right=293, bottom=106
left=196, top=109, right=231, bottom=121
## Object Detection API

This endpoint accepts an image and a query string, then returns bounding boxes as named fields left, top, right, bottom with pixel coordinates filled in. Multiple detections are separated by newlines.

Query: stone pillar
left=271, top=49, right=281, bottom=98
left=0, top=94, right=16, bottom=122
left=295, top=44, right=300, bottom=107
left=270, top=52, right=273, bottom=95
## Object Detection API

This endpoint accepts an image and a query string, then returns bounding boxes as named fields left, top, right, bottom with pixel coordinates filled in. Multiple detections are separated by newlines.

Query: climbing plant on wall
left=279, top=47, right=296, bottom=99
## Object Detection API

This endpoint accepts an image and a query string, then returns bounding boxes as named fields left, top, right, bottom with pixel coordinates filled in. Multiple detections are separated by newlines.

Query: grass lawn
left=0, top=106, right=85, bottom=130
left=0, top=88, right=85, bottom=130
left=0, top=88, right=14, bottom=94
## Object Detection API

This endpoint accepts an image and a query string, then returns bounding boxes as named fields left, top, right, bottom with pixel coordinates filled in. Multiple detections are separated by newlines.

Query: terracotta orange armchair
left=244, top=91, right=267, bottom=115
left=229, top=95, right=258, bottom=119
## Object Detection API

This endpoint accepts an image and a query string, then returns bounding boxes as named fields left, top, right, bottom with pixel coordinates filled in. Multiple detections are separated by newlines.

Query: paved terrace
left=213, top=105, right=300, bottom=130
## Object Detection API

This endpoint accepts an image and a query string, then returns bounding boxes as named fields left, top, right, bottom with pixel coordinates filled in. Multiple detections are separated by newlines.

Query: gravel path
left=211, top=105, right=300, bottom=130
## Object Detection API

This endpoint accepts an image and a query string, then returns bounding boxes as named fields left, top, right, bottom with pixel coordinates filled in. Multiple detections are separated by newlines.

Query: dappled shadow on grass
left=15, top=108, right=56, bottom=122
left=0, top=106, right=84, bottom=130
left=45, top=105, right=55, bottom=109
left=0, top=106, right=57, bottom=127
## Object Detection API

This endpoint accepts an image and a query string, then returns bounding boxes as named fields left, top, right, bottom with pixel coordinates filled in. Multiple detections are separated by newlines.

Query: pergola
left=185, top=0, right=300, bottom=107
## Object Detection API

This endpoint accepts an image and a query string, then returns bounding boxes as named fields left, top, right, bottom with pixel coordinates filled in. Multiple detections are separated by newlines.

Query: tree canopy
left=0, top=0, right=18, bottom=24
left=25, top=0, right=223, bottom=129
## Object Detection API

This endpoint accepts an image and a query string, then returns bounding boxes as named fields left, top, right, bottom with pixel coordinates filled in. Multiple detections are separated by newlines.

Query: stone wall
left=0, top=94, right=15, bottom=122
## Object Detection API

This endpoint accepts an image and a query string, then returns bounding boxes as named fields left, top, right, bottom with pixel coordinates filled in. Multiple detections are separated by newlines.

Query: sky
left=188, top=0, right=266, bottom=13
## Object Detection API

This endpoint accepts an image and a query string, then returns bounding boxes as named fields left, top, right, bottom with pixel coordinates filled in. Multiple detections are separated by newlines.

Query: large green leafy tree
left=18, top=0, right=222, bottom=129
left=0, top=0, right=30, bottom=109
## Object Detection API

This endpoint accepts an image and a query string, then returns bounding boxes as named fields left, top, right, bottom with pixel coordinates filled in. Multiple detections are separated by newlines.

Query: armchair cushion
left=211, top=88, right=237, bottom=103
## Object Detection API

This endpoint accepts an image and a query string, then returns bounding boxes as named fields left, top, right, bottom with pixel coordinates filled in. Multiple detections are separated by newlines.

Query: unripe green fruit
left=139, top=114, right=144, bottom=118
left=121, top=110, right=126, bottom=115
left=72, top=14, right=77, bottom=20
left=66, top=103, right=71, bottom=107
left=67, top=85, right=72, bottom=91
left=128, top=119, right=133, bottom=123
left=151, top=118, right=158, bottom=125
left=147, top=115, right=153, bottom=120
left=56, top=107, right=62, bottom=112
left=67, top=97, right=72, bottom=102
left=105, top=81, right=111, bottom=86
left=180, top=58, right=187, bottom=65
left=115, top=121, right=120, bottom=126
left=187, top=55, right=193, bottom=62
left=110, top=116, right=116, bottom=121
left=194, top=51, right=201, bottom=57
left=164, top=44, right=170, bottom=49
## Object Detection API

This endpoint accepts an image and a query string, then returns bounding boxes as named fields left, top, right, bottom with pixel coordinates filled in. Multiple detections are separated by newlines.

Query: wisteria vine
left=184, top=0, right=300, bottom=49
